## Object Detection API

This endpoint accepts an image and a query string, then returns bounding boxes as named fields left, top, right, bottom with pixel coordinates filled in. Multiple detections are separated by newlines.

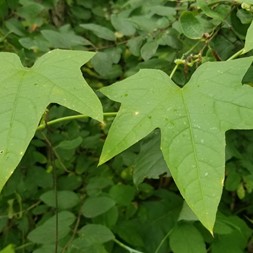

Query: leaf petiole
left=227, top=48, right=244, bottom=61
left=37, top=112, right=117, bottom=131
left=169, top=40, right=201, bottom=79
left=113, top=238, right=144, bottom=253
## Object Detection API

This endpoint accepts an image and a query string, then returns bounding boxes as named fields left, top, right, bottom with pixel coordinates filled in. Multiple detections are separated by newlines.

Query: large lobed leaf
left=99, top=57, right=253, bottom=232
left=0, top=49, right=103, bottom=192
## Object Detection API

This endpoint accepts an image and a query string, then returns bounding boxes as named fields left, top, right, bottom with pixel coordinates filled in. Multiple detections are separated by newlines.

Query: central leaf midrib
left=180, top=90, right=206, bottom=213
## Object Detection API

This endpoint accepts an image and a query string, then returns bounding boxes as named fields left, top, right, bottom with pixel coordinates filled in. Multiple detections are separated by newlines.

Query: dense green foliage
left=1, top=0, right=253, bottom=253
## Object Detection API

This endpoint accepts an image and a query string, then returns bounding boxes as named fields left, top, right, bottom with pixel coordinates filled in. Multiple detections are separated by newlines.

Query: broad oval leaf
left=79, top=224, right=115, bottom=245
left=28, top=211, right=75, bottom=244
left=40, top=190, right=79, bottom=209
left=41, top=25, right=89, bottom=49
left=68, top=225, right=114, bottom=252
left=133, top=133, right=170, bottom=185
left=80, top=23, right=116, bottom=41
left=109, top=184, right=136, bottom=206
left=170, top=223, right=206, bottom=253
left=99, top=57, right=253, bottom=232
left=82, top=196, right=115, bottom=218
left=180, top=11, right=204, bottom=39
left=140, top=40, right=159, bottom=61
left=111, top=14, right=136, bottom=36
left=0, top=49, right=103, bottom=192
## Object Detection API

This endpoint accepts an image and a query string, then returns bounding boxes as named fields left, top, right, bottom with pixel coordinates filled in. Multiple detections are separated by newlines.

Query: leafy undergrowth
left=0, top=1, right=253, bottom=253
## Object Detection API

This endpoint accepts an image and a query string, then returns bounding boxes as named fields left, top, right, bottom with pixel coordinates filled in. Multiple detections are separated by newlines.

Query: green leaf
left=17, top=1, right=45, bottom=27
left=178, top=201, right=198, bottom=222
left=71, top=224, right=115, bottom=253
left=130, top=15, right=157, bottom=32
left=180, top=11, right=204, bottom=39
left=148, top=5, right=176, bottom=17
left=196, top=0, right=224, bottom=21
left=211, top=215, right=251, bottom=253
left=70, top=241, right=108, bottom=253
left=140, top=40, right=158, bottom=61
left=56, top=136, right=83, bottom=150
left=213, top=213, right=235, bottom=235
left=91, top=49, right=122, bottom=79
left=127, top=36, right=144, bottom=57
left=109, top=184, right=136, bottom=206
left=111, top=13, right=136, bottom=36
left=19, top=36, right=49, bottom=52
left=33, top=245, right=63, bottom=253
left=0, top=244, right=15, bottom=253
left=99, top=57, right=253, bottom=232
left=133, top=133, right=170, bottom=185
left=243, top=20, right=253, bottom=53
left=80, top=23, right=116, bottom=41
left=114, top=220, right=144, bottom=247
left=82, top=196, right=115, bottom=218
left=170, top=223, right=206, bottom=253
left=79, top=224, right=115, bottom=245
left=0, top=49, right=103, bottom=192
left=40, top=190, right=79, bottom=209
left=28, top=211, right=75, bottom=244
left=41, top=25, right=90, bottom=49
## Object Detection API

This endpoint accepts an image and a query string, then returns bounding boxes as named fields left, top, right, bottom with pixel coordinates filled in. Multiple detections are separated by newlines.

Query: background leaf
left=111, top=13, right=136, bottom=36
left=180, top=11, right=204, bottom=39
left=80, top=23, right=115, bottom=41
left=40, top=190, right=79, bottom=209
left=78, top=224, right=115, bottom=245
left=141, top=40, right=159, bottom=61
left=170, top=223, right=206, bottom=253
left=133, top=133, right=170, bottom=185
left=109, top=184, right=136, bottom=206
left=82, top=196, right=115, bottom=218
left=27, top=211, right=75, bottom=244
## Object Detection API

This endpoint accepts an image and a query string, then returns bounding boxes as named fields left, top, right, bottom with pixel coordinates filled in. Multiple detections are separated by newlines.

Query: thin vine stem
left=41, top=132, right=59, bottom=253
left=61, top=206, right=83, bottom=253
left=113, top=239, right=144, bottom=253
left=169, top=40, right=202, bottom=79
left=154, top=229, right=173, bottom=253
left=227, top=48, right=245, bottom=61
left=37, top=112, right=117, bottom=131
left=15, top=243, right=34, bottom=251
